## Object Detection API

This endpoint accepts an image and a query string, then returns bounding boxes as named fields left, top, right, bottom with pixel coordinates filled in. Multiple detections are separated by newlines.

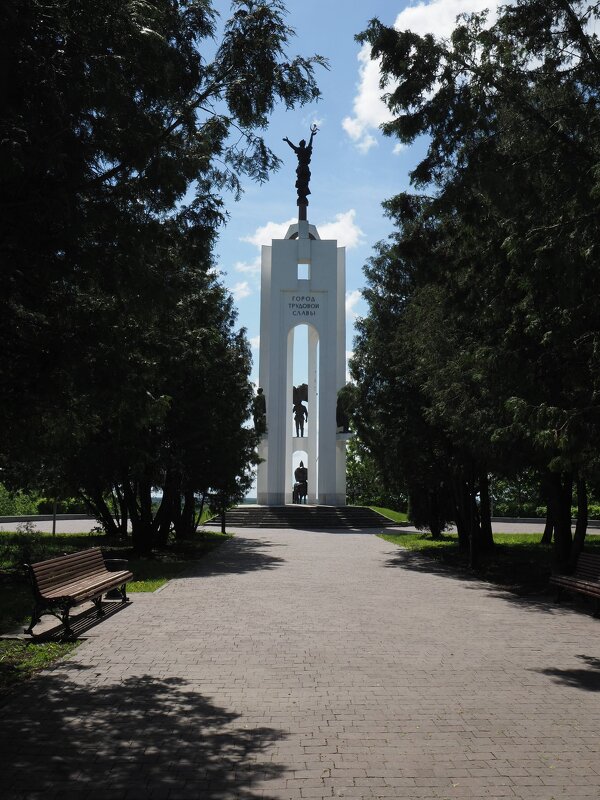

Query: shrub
left=0, top=485, right=40, bottom=516
left=0, top=523, right=50, bottom=570
left=35, top=497, right=88, bottom=514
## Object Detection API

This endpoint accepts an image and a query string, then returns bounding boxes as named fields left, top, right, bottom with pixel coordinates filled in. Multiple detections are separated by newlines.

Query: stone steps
left=204, top=505, right=397, bottom=530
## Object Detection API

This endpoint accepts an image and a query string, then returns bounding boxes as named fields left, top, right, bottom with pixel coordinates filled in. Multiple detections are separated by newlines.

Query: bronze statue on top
left=283, top=124, right=318, bottom=221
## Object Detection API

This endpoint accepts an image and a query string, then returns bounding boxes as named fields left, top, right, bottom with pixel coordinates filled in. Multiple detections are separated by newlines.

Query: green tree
left=355, top=0, right=600, bottom=569
left=345, top=434, right=406, bottom=509
left=0, top=0, right=326, bottom=551
left=351, top=225, right=474, bottom=546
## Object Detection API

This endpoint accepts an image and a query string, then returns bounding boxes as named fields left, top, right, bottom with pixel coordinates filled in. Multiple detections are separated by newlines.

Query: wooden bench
left=550, top=552, right=600, bottom=614
left=24, top=547, right=133, bottom=638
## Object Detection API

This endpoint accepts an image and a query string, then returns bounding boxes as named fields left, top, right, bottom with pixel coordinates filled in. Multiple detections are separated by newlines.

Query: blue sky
left=210, top=0, right=501, bottom=385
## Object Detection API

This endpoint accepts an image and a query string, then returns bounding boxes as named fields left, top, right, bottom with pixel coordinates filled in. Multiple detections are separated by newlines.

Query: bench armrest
left=104, top=557, right=129, bottom=572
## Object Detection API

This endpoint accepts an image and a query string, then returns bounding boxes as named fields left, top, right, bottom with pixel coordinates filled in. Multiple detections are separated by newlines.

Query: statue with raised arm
left=283, top=124, right=318, bottom=219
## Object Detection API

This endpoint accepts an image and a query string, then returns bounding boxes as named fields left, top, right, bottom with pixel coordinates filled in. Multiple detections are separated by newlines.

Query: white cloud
left=346, top=350, right=354, bottom=383
left=393, top=0, right=498, bottom=39
left=234, top=256, right=261, bottom=276
left=346, top=289, right=362, bottom=319
left=242, top=210, right=364, bottom=250
left=342, top=1, right=502, bottom=153
left=319, top=210, right=365, bottom=250
left=342, top=44, right=391, bottom=154
left=249, top=335, right=260, bottom=350
left=393, top=142, right=407, bottom=155
left=242, top=217, right=297, bottom=248
left=231, top=281, right=252, bottom=301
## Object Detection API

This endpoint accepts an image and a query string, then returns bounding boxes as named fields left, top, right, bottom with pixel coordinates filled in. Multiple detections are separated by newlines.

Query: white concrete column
left=285, top=328, right=294, bottom=504
left=307, top=325, right=319, bottom=503
left=317, top=310, right=337, bottom=505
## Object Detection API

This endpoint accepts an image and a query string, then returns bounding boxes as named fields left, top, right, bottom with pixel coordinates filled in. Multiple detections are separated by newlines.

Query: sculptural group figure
left=252, top=387, right=266, bottom=436
left=293, top=460, right=308, bottom=504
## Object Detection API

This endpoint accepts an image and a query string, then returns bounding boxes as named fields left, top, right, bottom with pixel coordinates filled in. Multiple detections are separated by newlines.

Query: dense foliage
left=0, top=0, right=325, bottom=551
left=351, top=0, right=600, bottom=569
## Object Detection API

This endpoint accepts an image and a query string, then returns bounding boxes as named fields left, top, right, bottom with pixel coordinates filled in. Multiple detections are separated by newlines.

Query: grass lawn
left=368, top=506, right=408, bottom=523
left=0, top=528, right=230, bottom=694
left=0, top=641, right=77, bottom=695
left=379, top=530, right=600, bottom=595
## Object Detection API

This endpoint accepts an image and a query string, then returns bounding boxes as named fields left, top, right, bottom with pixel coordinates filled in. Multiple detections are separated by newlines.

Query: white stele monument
left=256, top=126, right=348, bottom=506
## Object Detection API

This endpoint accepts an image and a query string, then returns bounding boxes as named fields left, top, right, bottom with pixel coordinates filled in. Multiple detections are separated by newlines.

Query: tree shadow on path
left=180, top=535, right=287, bottom=579
left=0, top=670, right=286, bottom=800
left=533, top=655, right=600, bottom=693
left=382, top=546, right=597, bottom=618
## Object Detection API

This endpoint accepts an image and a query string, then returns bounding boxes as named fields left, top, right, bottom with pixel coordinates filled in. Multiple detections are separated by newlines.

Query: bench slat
left=32, top=552, right=103, bottom=571
left=39, top=568, right=132, bottom=594
left=41, top=571, right=132, bottom=602
left=31, top=549, right=110, bottom=590
left=550, top=553, right=600, bottom=607
left=552, top=576, right=600, bottom=592
left=30, top=548, right=105, bottom=571
left=35, top=566, right=105, bottom=589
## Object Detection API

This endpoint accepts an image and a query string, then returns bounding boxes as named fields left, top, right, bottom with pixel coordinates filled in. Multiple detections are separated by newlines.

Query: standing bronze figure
left=292, top=399, right=308, bottom=438
left=252, top=387, right=267, bottom=436
left=283, top=124, right=318, bottom=220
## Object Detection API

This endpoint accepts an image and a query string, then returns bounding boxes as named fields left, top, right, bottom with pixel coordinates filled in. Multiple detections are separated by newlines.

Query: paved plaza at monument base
left=1, top=527, right=599, bottom=800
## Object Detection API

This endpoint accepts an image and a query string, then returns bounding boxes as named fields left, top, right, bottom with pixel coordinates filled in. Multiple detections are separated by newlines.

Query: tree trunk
left=154, top=493, right=174, bottom=547
left=195, top=491, right=206, bottom=531
left=541, top=512, right=554, bottom=544
left=154, top=472, right=178, bottom=547
left=546, top=470, right=573, bottom=573
left=571, top=477, right=588, bottom=566
left=465, top=463, right=481, bottom=569
left=468, top=491, right=481, bottom=570
left=138, top=477, right=157, bottom=553
left=80, top=489, right=120, bottom=537
left=478, top=472, right=495, bottom=552
left=540, top=472, right=554, bottom=544
left=126, top=480, right=151, bottom=555
left=114, top=484, right=128, bottom=539
left=176, top=489, right=196, bottom=540
left=451, top=476, right=470, bottom=552
left=427, top=488, right=443, bottom=539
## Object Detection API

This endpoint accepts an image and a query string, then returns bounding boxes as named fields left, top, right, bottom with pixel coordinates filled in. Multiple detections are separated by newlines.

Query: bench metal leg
left=60, top=604, right=75, bottom=640
left=92, top=595, right=105, bottom=617
left=555, top=586, right=563, bottom=604
left=24, top=604, right=42, bottom=636
left=119, top=583, right=129, bottom=603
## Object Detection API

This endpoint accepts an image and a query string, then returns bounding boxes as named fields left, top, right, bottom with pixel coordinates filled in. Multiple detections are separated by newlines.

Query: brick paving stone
left=0, top=526, right=599, bottom=800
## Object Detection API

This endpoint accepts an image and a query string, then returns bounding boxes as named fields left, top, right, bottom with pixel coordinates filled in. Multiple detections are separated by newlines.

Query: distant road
left=0, top=515, right=547, bottom=535
left=0, top=516, right=104, bottom=534
left=1, top=514, right=597, bottom=536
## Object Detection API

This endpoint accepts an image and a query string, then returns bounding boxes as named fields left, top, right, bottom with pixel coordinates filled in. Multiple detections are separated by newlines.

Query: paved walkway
left=1, top=527, right=599, bottom=800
